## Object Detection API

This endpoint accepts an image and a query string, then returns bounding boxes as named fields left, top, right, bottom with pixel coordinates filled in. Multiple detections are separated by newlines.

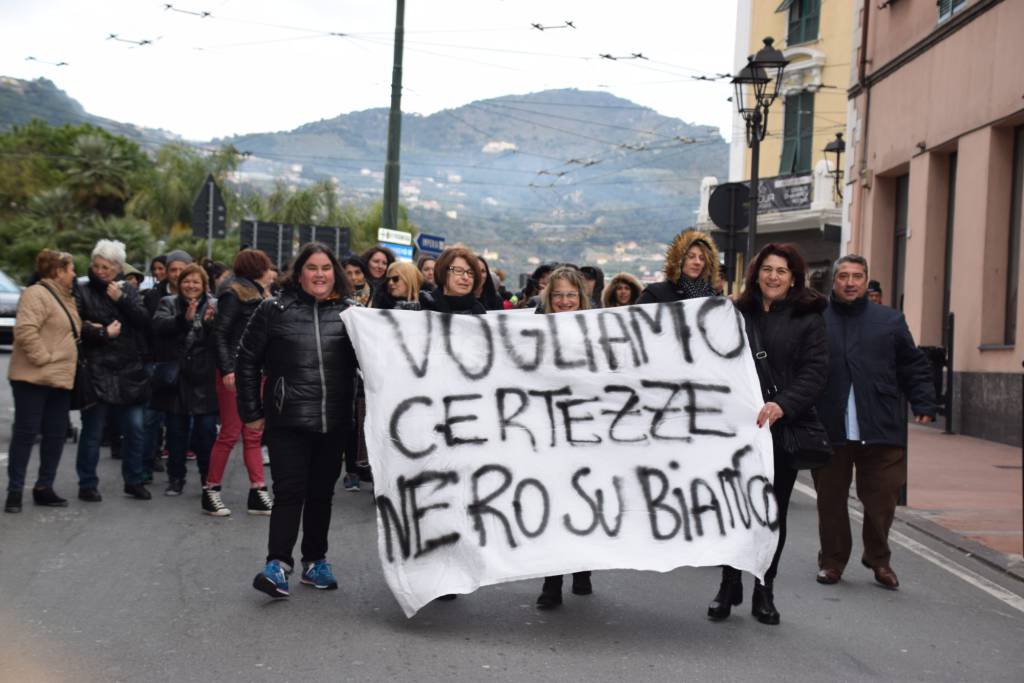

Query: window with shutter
left=788, top=0, right=820, bottom=45
left=939, top=0, right=967, bottom=22
left=779, top=92, right=815, bottom=175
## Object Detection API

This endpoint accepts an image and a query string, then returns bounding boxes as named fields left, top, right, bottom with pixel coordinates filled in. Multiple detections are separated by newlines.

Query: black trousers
left=7, top=381, right=70, bottom=492
left=723, top=450, right=798, bottom=585
left=765, top=452, right=799, bottom=584
left=264, top=426, right=345, bottom=568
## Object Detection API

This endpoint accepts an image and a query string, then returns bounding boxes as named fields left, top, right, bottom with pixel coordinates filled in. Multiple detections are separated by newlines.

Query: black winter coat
left=236, top=288, right=357, bottom=433
left=419, top=291, right=487, bottom=315
left=151, top=294, right=219, bottom=415
left=739, top=293, right=829, bottom=454
left=75, top=269, right=151, bottom=406
left=637, top=277, right=717, bottom=304
left=213, top=276, right=265, bottom=375
left=816, top=295, right=936, bottom=447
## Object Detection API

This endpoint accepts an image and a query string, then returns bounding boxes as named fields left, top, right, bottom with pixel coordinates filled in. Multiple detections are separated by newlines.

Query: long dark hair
left=286, top=242, right=352, bottom=299
left=736, top=242, right=820, bottom=311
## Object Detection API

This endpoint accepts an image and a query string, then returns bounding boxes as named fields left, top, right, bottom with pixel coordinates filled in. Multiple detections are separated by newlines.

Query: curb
left=893, top=506, right=1024, bottom=584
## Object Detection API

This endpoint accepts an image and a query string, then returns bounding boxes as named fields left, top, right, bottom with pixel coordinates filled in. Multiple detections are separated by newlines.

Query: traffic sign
left=415, top=232, right=446, bottom=257
left=381, top=242, right=414, bottom=262
left=191, top=174, right=228, bottom=243
left=377, top=228, right=412, bottom=246
left=708, top=182, right=749, bottom=232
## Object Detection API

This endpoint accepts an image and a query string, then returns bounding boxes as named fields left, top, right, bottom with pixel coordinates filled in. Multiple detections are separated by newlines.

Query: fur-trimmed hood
left=602, top=272, right=644, bottom=308
left=225, top=276, right=264, bottom=303
left=663, top=229, right=719, bottom=284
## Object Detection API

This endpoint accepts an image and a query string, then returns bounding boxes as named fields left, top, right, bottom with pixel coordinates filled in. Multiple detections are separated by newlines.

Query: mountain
left=1, top=77, right=728, bottom=278
left=0, top=77, right=178, bottom=147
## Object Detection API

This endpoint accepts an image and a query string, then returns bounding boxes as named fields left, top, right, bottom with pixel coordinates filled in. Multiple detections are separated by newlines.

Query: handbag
left=747, top=319, right=832, bottom=470
left=41, top=283, right=97, bottom=410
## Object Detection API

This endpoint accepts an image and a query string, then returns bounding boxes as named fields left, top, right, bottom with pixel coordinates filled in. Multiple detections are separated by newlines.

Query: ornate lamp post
left=824, top=132, right=846, bottom=201
left=732, top=37, right=789, bottom=265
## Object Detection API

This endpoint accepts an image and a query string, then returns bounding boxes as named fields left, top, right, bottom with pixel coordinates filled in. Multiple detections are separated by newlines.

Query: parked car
left=0, top=269, right=23, bottom=345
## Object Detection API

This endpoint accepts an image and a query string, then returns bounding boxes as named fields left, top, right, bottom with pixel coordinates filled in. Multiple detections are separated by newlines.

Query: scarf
left=676, top=276, right=716, bottom=300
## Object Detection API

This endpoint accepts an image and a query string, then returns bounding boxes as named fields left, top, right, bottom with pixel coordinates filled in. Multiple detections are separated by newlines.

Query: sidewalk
left=901, top=424, right=1023, bottom=579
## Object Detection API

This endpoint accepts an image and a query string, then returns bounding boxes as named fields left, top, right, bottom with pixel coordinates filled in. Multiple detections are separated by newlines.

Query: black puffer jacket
left=235, top=288, right=357, bottom=433
left=817, top=295, right=936, bottom=447
left=419, top=291, right=487, bottom=315
left=151, top=294, right=219, bottom=415
left=213, top=276, right=265, bottom=375
left=738, top=292, right=829, bottom=449
left=75, top=269, right=151, bottom=406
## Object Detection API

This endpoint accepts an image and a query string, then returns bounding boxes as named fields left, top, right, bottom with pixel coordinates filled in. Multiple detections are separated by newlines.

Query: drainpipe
left=853, top=0, right=872, bottom=254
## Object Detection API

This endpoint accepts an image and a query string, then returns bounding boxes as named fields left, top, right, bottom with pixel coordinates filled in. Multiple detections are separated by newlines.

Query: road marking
left=0, top=452, right=6, bottom=464
left=793, top=481, right=1024, bottom=614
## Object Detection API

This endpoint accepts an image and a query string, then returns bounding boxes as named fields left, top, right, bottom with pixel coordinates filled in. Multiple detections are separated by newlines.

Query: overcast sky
left=1, top=0, right=740, bottom=142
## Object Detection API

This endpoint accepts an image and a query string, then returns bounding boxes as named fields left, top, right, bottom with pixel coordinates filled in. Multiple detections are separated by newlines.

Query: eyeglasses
left=551, top=291, right=580, bottom=300
left=386, top=275, right=401, bottom=283
left=448, top=266, right=474, bottom=278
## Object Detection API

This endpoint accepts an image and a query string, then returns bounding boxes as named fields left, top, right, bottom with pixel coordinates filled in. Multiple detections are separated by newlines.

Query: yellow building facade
left=701, top=0, right=855, bottom=286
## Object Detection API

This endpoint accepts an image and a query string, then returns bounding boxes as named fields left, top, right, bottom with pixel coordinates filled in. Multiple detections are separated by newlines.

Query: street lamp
left=732, top=37, right=789, bottom=266
left=823, top=132, right=846, bottom=201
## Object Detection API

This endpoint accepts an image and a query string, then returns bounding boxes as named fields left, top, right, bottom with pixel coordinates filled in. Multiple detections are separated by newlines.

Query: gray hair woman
left=74, top=238, right=154, bottom=501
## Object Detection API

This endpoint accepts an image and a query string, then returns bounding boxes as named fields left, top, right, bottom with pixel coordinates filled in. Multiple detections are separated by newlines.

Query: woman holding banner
left=237, top=243, right=358, bottom=599
left=419, top=246, right=487, bottom=600
left=420, top=246, right=488, bottom=316
left=532, top=266, right=597, bottom=609
left=706, top=243, right=828, bottom=625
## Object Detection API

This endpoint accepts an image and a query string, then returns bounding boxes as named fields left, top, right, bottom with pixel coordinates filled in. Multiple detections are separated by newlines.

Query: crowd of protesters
left=4, top=228, right=935, bottom=619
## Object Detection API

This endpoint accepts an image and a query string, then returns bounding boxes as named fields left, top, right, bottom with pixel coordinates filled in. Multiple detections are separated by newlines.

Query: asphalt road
left=1, top=351, right=1022, bottom=683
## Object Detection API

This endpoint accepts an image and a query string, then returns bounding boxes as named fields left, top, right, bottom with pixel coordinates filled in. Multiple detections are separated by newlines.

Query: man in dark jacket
left=813, top=255, right=936, bottom=590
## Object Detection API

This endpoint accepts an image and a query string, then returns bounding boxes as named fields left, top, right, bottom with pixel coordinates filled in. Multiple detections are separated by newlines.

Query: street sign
left=377, top=228, right=412, bottom=246
left=415, top=232, right=446, bottom=257
left=381, top=242, right=414, bottom=262
left=191, top=174, right=228, bottom=259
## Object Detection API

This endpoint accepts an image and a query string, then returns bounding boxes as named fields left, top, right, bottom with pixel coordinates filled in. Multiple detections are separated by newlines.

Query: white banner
left=342, top=299, right=777, bottom=617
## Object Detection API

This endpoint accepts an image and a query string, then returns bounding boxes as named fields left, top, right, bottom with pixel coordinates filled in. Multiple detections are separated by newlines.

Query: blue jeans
left=7, top=381, right=71, bottom=492
left=166, top=413, right=217, bottom=483
left=76, top=402, right=145, bottom=488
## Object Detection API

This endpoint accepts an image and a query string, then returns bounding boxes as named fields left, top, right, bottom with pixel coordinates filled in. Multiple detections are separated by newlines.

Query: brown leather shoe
left=816, top=568, right=841, bottom=584
left=870, top=565, right=899, bottom=589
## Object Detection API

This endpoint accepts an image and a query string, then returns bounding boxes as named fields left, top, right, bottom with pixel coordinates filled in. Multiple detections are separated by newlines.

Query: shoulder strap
left=40, top=282, right=79, bottom=342
left=746, top=317, right=778, bottom=398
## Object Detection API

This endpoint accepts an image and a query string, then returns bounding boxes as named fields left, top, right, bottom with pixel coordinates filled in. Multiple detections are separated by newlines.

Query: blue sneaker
left=301, top=559, right=338, bottom=590
left=253, top=560, right=290, bottom=598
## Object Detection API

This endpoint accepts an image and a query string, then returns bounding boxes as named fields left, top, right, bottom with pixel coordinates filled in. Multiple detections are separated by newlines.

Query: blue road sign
left=415, top=232, right=446, bottom=256
left=382, top=242, right=415, bottom=262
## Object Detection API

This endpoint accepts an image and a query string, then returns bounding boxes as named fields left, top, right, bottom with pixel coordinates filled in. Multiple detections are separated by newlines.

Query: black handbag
left=41, top=283, right=97, bottom=410
left=747, top=319, right=832, bottom=470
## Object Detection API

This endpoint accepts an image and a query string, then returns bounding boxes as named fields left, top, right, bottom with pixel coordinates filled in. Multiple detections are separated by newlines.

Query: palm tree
left=65, top=134, right=136, bottom=216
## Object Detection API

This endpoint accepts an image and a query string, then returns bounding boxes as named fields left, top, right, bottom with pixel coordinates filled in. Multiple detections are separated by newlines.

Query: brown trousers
left=812, top=444, right=906, bottom=572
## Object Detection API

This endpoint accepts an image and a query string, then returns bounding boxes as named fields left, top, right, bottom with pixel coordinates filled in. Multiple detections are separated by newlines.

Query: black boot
left=751, top=579, right=780, bottom=625
left=32, top=487, right=68, bottom=507
left=536, top=576, right=563, bottom=610
left=707, top=566, right=743, bottom=621
left=571, top=571, right=592, bottom=596
left=4, top=491, right=22, bottom=513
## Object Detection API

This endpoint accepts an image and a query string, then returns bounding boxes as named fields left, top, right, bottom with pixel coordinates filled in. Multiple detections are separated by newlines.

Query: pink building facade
left=846, top=0, right=1024, bottom=445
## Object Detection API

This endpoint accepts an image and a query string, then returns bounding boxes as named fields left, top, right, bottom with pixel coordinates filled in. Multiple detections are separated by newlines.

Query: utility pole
left=381, top=0, right=405, bottom=231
